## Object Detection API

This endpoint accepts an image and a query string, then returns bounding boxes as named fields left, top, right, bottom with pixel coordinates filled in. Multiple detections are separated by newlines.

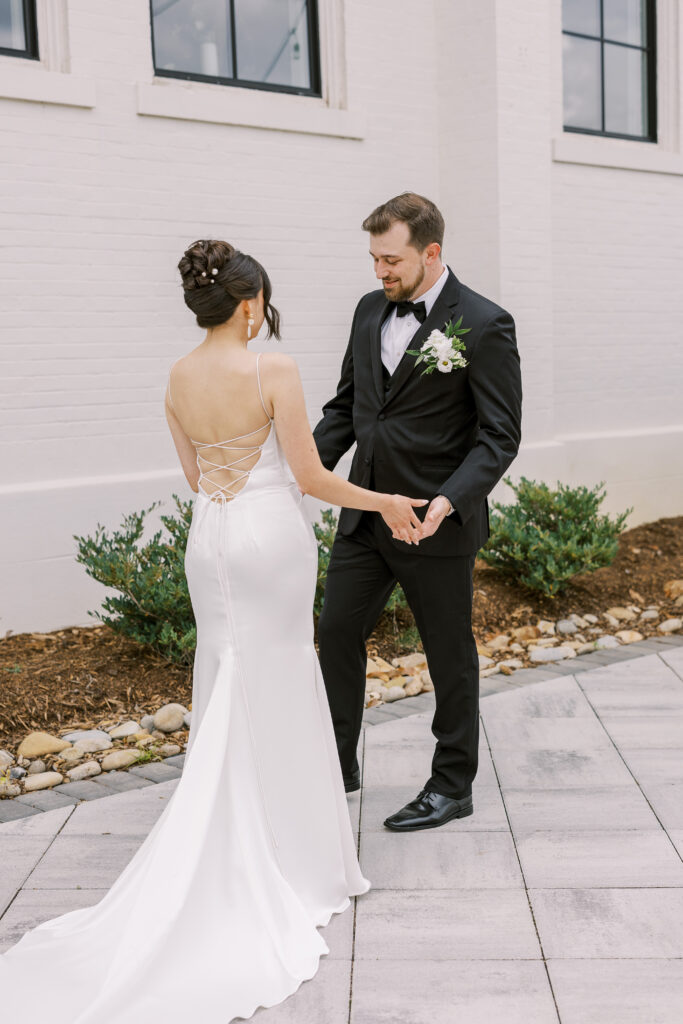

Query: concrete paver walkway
left=2, top=644, right=683, bottom=1022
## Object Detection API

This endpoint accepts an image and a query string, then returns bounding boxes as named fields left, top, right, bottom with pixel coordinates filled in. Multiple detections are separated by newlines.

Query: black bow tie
left=395, top=299, right=427, bottom=324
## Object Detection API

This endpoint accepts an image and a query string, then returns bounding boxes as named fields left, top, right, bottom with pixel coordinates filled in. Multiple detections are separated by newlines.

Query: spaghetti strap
left=256, top=352, right=272, bottom=421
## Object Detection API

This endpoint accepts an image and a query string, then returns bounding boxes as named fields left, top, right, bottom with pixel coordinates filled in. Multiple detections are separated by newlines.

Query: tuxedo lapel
left=369, top=298, right=392, bottom=403
left=382, top=269, right=462, bottom=407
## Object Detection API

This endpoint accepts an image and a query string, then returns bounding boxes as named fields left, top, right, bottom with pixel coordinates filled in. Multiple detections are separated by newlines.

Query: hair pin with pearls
left=201, top=268, right=219, bottom=284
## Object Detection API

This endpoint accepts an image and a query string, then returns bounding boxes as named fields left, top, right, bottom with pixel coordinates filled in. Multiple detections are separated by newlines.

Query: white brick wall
left=1, top=0, right=681, bottom=633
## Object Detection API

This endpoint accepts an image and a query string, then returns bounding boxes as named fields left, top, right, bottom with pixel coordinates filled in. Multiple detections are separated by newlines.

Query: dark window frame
left=149, top=0, right=322, bottom=98
left=0, top=0, right=39, bottom=59
left=562, top=0, right=657, bottom=142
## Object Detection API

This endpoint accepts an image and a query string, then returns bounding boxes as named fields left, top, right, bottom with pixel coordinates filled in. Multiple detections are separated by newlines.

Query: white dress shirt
left=379, top=263, right=456, bottom=518
left=380, top=263, right=449, bottom=375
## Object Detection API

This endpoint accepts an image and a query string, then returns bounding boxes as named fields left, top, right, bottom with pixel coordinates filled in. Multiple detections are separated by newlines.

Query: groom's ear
left=423, top=242, right=441, bottom=266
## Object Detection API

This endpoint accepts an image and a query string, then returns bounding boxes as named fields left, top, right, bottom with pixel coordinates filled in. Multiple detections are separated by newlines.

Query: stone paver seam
left=0, top=800, right=78, bottom=927
left=569, top=653, right=683, bottom=864
left=478, top=715, right=563, bottom=1023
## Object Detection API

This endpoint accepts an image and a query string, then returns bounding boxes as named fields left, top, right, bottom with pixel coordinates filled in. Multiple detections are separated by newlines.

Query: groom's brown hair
left=362, top=192, right=445, bottom=251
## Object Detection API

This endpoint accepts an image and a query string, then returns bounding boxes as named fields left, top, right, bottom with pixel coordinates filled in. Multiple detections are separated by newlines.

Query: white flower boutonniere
left=406, top=316, right=471, bottom=376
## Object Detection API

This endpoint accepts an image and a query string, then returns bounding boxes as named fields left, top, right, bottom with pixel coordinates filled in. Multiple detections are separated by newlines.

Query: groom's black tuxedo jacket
left=312, top=268, right=523, bottom=556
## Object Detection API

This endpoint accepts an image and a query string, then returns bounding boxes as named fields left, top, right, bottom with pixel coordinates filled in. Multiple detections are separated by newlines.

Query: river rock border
left=1, top=634, right=681, bottom=824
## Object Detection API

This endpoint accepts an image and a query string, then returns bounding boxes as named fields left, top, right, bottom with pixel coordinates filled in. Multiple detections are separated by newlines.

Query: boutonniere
left=406, top=316, right=471, bottom=375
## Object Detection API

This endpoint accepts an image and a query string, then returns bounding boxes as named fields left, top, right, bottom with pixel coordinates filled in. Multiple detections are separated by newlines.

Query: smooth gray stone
left=597, top=713, right=683, bottom=748
left=669, top=830, right=683, bottom=858
left=660, top=647, right=683, bottom=674
left=516, top=828, right=683, bottom=888
left=363, top=712, right=435, bottom=746
left=0, top=805, right=73, bottom=836
left=163, top=753, right=187, bottom=768
left=0, top=836, right=55, bottom=915
left=14, top=788, right=79, bottom=810
left=593, top=647, right=649, bottom=661
left=90, top=770, right=154, bottom=792
left=24, top=833, right=147, bottom=889
left=249, top=958, right=351, bottom=1023
left=354, top=889, right=541, bottom=960
left=61, top=779, right=178, bottom=836
left=362, top=708, right=401, bottom=726
left=548, top=958, right=683, bottom=1024
left=350, top=960, right=557, bottom=1024
left=530, top=887, right=683, bottom=958
left=378, top=698, right=430, bottom=719
left=0, top=887, right=107, bottom=955
left=127, top=762, right=182, bottom=782
left=620, top=747, right=683, bottom=784
left=481, top=676, right=592, bottom=719
left=362, top=739, right=497, bottom=788
left=577, top=653, right=680, bottom=688
left=578, top=684, right=683, bottom=715
left=0, top=800, right=41, bottom=823
left=360, top=784, right=508, bottom=832
left=490, top=746, right=634, bottom=790
left=639, top=783, right=683, bottom=829
left=653, top=635, right=683, bottom=646
left=359, top=830, right=523, bottom=889
left=56, top=779, right=121, bottom=801
left=484, top=714, right=614, bottom=752
left=504, top=786, right=661, bottom=833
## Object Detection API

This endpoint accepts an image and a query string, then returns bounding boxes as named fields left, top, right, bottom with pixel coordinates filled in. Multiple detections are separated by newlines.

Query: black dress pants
left=317, top=509, right=479, bottom=799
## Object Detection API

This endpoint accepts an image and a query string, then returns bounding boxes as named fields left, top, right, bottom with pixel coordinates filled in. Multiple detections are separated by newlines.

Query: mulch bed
left=1, top=515, right=680, bottom=757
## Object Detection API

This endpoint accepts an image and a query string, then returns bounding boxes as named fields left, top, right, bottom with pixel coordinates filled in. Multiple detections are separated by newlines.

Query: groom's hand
left=415, top=495, right=452, bottom=540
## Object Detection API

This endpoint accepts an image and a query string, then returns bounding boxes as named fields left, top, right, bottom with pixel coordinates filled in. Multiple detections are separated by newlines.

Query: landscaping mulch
left=1, top=515, right=681, bottom=757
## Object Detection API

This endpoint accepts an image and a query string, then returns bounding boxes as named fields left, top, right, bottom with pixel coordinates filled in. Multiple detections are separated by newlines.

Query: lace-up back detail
left=168, top=352, right=274, bottom=505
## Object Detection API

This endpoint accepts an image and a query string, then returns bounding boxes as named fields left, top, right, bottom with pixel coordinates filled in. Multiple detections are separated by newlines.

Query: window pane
left=562, top=0, right=601, bottom=37
left=0, top=0, right=26, bottom=50
left=604, top=42, right=647, bottom=135
left=234, top=0, right=311, bottom=89
left=604, top=0, right=646, bottom=47
left=563, top=34, right=602, bottom=130
left=151, top=0, right=233, bottom=78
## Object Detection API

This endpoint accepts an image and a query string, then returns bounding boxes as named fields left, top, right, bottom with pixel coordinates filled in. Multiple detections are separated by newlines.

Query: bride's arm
left=164, top=387, right=200, bottom=493
left=263, top=352, right=427, bottom=539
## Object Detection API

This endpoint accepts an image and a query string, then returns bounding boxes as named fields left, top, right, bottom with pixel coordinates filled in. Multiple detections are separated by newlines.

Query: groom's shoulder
left=354, top=286, right=387, bottom=315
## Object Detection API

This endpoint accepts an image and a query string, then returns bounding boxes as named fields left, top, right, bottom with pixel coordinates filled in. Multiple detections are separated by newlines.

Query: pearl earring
left=247, top=316, right=255, bottom=340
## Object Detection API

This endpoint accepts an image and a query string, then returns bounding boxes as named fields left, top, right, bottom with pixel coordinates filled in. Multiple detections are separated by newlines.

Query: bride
left=0, top=239, right=427, bottom=1023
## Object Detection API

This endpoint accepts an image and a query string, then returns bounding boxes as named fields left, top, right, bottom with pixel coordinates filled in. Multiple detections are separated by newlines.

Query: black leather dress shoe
left=383, top=787, right=473, bottom=831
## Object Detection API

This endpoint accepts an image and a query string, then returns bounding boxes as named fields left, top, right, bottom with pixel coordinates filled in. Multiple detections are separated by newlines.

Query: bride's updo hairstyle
left=178, top=239, right=281, bottom=339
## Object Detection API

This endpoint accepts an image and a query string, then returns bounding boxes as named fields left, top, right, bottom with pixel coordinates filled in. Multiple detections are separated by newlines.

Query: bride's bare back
left=166, top=350, right=273, bottom=504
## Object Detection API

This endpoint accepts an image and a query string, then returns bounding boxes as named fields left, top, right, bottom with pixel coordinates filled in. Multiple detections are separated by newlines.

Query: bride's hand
left=380, top=495, right=428, bottom=545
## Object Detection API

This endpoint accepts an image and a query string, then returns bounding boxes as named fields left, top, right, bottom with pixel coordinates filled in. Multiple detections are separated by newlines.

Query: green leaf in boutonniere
left=406, top=317, right=471, bottom=376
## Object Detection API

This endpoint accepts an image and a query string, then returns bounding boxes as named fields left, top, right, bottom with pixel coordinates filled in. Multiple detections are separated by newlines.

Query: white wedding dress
left=0, top=352, right=371, bottom=1022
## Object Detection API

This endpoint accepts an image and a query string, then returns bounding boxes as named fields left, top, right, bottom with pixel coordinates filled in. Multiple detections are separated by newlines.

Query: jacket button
left=364, top=457, right=370, bottom=465
left=378, top=412, right=386, bottom=420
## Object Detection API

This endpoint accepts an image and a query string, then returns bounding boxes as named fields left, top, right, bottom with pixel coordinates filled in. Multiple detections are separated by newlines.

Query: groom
left=312, top=192, right=522, bottom=831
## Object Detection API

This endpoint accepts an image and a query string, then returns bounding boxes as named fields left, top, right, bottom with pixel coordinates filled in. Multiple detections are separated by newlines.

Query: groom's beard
left=382, top=264, right=425, bottom=302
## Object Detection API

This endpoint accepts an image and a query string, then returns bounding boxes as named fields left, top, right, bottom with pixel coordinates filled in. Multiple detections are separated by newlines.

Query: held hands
left=414, top=495, right=453, bottom=541
left=382, top=493, right=452, bottom=545
left=380, top=495, right=429, bottom=545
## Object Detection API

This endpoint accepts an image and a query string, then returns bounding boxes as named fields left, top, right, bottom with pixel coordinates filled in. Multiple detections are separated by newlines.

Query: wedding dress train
left=0, top=352, right=371, bottom=1022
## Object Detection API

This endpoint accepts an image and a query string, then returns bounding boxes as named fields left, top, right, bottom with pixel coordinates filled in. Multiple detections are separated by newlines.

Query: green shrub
left=479, top=476, right=632, bottom=598
left=311, top=507, right=338, bottom=617
left=74, top=495, right=196, bottom=666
